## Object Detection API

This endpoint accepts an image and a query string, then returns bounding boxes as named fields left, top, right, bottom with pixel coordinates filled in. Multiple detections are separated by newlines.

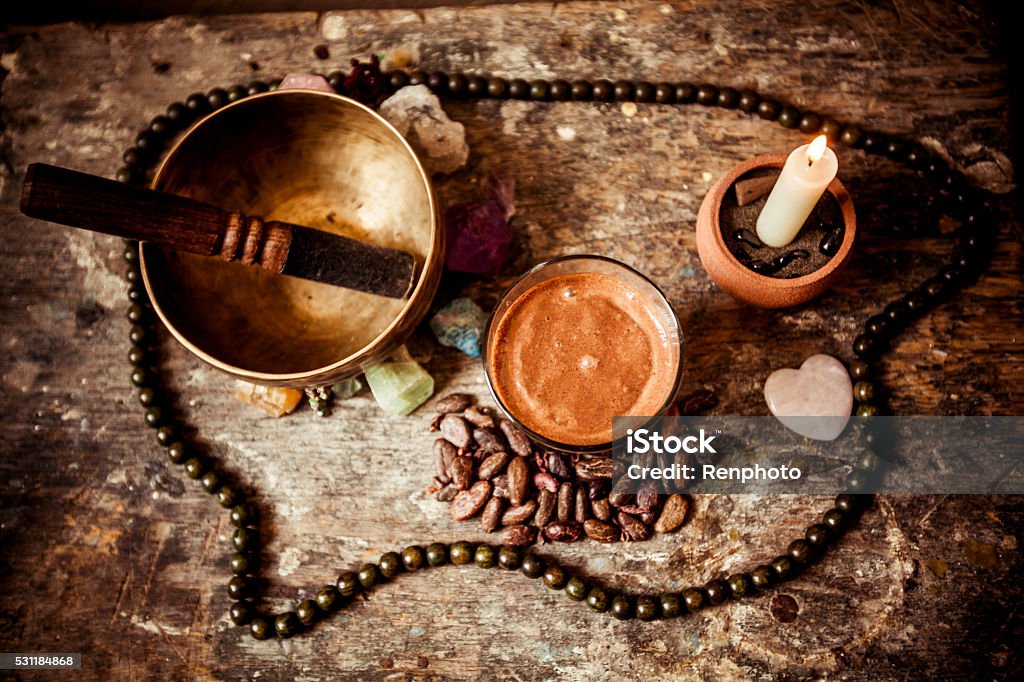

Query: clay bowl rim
left=139, top=89, right=441, bottom=385
left=702, top=152, right=856, bottom=293
left=481, top=253, right=685, bottom=455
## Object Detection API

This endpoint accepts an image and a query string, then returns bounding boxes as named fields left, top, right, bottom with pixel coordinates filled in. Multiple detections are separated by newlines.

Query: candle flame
left=807, top=135, right=828, bottom=165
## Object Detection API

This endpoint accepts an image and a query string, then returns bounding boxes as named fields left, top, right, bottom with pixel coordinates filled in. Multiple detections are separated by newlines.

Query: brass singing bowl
left=140, top=90, right=442, bottom=386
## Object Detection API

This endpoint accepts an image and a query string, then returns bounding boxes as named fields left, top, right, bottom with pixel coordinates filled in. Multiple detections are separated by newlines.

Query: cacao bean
left=450, top=455, right=474, bottom=490
left=616, top=511, right=652, bottom=541
left=654, top=494, right=690, bottom=533
left=464, top=405, right=495, bottom=428
left=534, top=489, right=556, bottom=526
left=500, top=420, right=533, bottom=457
left=617, top=504, right=646, bottom=515
left=637, top=482, right=660, bottom=511
left=450, top=480, right=491, bottom=520
left=436, top=484, right=458, bottom=502
left=546, top=451, right=573, bottom=479
left=477, top=451, right=510, bottom=480
left=429, top=413, right=444, bottom=431
left=556, top=481, right=574, bottom=521
left=501, top=500, right=537, bottom=526
left=608, top=492, right=634, bottom=507
left=434, top=393, right=473, bottom=414
left=473, top=427, right=506, bottom=453
left=533, top=472, right=559, bottom=494
left=639, top=510, right=657, bottom=525
left=440, top=414, right=473, bottom=448
left=434, top=438, right=456, bottom=478
left=591, top=497, right=612, bottom=521
left=584, top=518, right=619, bottom=543
left=503, top=525, right=538, bottom=546
left=587, top=478, right=611, bottom=500
left=575, top=456, right=612, bottom=480
left=481, top=496, right=504, bottom=533
left=492, top=474, right=509, bottom=499
left=574, top=485, right=589, bottom=523
left=507, top=456, right=530, bottom=506
left=543, top=520, right=583, bottom=542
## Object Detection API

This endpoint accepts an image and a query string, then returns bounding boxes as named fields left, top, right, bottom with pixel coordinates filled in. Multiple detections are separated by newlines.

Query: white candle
left=755, top=135, right=839, bottom=248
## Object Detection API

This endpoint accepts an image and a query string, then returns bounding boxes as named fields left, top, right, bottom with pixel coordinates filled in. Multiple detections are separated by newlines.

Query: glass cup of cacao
left=483, top=255, right=683, bottom=454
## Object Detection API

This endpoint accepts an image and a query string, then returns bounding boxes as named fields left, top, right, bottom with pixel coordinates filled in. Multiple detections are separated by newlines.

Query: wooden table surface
left=1, top=1, right=1021, bottom=679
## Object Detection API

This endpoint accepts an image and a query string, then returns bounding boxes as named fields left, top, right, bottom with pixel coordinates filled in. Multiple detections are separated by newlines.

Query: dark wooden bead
left=805, top=524, right=832, bottom=549
left=856, top=404, right=879, bottom=418
left=450, top=540, right=474, bottom=565
left=654, top=82, right=675, bottom=104
left=446, top=73, right=468, bottom=96
left=861, top=132, right=882, bottom=153
left=660, top=593, right=682, bottom=618
left=592, top=79, right=614, bottom=101
left=336, top=572, right=360, bottom=598
left=487, top=77, right=508, bottom=98
left=274, top=612, right=301, bottom=638
left=230, top=503, right=257, bottom=527
left=777, top=106, right=801, bottom=128
left=466, top=75, right=487, bottom=96
left=315, top=585, right=342, bottom=612
left=704, top=579, right=729, bottom=604
left=857, top=449, right=880, bottom=473
left=613, top=80, right=635, bottom=101
left=610, top=594, right=634, bottom=620
left=408, top=70, right=428, bottom=86
left=233, top=527, right=258, bottom=553
left=137, top=385, right=155, bottom=406
left=357, top=563, right=381, bottom=588
left=115, top=167, right=134, bottom=184
left=904, top=290, right=929, bottom=313
left=402, top=545, right=426, bottom=571
left=822, top=507, right=846, bottom=532
left=757, top=99, right=780, bottom=119
left=542, top=564, right=568, bottom=590
left=750, top=565, right=774, bottom=590
left=846, top=469, right=867, bottom=491
left=586, top=586, right=611, bottom=612
left=798, top=113, right=822, bottom=133
left=296, top=599, right=319, bottom=626
left=229, top=552, right=252, bottom=575
left=674, top=82, right=696, bottom=103
left=249, top=616, right=272, bottom=640
left=884, top=300, right=910, bottom=323
left=839, top=126, right=863, bottom=147
left=550, top=79, right=571, bottom=101
left=529, top=79, right=551, bottom=101
left=226, top=85, right=247, bottom=102
left=184, top=92, right=210, bottom=113
left=737, top=89, right=759, bottom=112
left=129, top=326, right=147, bottom=347
left=787, top=539, right=814, bottom=564
left=378, top=551, right=403, bottom=578
left=865, top=314, right=890, bottom=337
left=636, top=595, right=659, bottom=621
left=227, top=575, right=252, bottom=600
left=634, top=81, right=656, bottom=103
left=854, top=381, right=875, bottom=403
left=820, top=118, right=842, bottom=138
left=508, top=78, right=529, bottom=99
left=165, top=102, right=189, bottom=123
left=727, top=573, right=753, bottom=598
left=427, top=71, right=448, bottom=93
left=835, top=493, right=862, bottom=513
left=123, top=147, right=142, bottom=166
left=682, top=587, right=707, bottom=612
left=770, top=555, right=796, bottom=580
left=199, top=470, right=220, bottom=494
left=327, top=71, right=344, bottom=90
left=497, top=545, right=521, bottom=570
left=183, top=457, right=206, bottom=480
left=426, top=542, right=448, bottom=567
left=216, top=486, right=240, bottom=508
left=521, top=553, right=545, bottom=578
left=565, top=576, right=587, bottom=601
left=229, top=601, right=253, bottom=626
left=716, top=86, right=739, bottom=108
left=852, top=334, right=877, bottom=358
left=246, top=81, right=268, bottom=95
left=388, top=70, right=409, bottom=91
left=849, top=360, right=871, bottom=380
left=167, top=441, right=187, bottom=464
left=695, top=84, right=718, bottom=105
left=571, top=80, right=593, bottom=101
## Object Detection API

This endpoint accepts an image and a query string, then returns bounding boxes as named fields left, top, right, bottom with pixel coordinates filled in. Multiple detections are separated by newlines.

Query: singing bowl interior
left=140, top=91, right=440, bottom=384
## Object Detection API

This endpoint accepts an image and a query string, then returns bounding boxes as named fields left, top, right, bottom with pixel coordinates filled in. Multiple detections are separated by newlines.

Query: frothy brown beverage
left=487, top=272, right=679, bottom=447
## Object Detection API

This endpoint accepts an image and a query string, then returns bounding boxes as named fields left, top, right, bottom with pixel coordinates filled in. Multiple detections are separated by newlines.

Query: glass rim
left=482, top=254, right=684, bottom=454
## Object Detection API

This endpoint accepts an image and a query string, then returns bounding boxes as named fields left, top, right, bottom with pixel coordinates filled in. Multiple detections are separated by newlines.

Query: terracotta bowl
left=695, top=153, right=856, bottom=308
left=140, top=90, right=443, bottom=386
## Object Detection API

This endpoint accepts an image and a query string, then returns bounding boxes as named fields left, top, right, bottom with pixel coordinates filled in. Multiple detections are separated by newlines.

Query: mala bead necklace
left=117, top=65, right=996, bottom=639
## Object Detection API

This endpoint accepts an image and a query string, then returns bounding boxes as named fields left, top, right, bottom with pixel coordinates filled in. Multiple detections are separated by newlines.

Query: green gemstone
left=364, top=348, right=434, bottom=416
left=565, top=577, right=587, bottom=601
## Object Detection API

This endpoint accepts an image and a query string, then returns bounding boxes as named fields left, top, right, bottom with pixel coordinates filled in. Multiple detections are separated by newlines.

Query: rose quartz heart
left=764, top=354, right=852, bottom=441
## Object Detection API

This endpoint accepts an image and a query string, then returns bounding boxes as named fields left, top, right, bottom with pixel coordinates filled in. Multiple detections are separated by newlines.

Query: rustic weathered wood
left=19, top=163, right=416, bottom=298
left=0, top=1, right=1022, bottom=680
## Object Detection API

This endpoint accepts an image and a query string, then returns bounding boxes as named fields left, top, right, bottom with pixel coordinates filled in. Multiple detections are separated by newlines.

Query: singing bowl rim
left=139, top=89, right=443, bottom=385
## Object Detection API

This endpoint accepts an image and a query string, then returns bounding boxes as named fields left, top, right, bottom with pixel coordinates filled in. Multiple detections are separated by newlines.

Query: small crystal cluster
left=444, top=172, right=516, bottom=275
left=429, top=297, right=487, bottom=358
